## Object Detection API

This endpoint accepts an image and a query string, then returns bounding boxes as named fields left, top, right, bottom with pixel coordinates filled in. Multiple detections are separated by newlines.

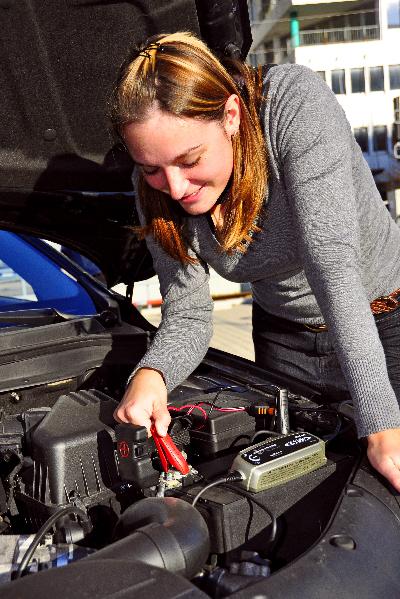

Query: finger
left=153, top=405, right=171, bottom=437
left=386, top=468, right=400, bottom=493
left=113, top=407, right=128, bottom=423
left=113, top=403, right=152, bottom=433
left=376, top=458, right=400, bottom=493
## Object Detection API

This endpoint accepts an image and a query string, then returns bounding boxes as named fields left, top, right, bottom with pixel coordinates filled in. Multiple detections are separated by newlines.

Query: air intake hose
left=87, top=497, right=210, bottom=579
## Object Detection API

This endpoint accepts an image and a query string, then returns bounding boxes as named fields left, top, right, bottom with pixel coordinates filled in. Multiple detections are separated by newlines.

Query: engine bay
left=0, top=360, right=359, bottom=597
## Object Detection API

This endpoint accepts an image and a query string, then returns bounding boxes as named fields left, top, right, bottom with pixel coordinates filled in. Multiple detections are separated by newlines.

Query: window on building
left=331, top=70, right=346, bottom=94
left=351, top=68, right=365, bottom=93
left=373, top=126, right=388, bottom=151
left=316, top=71, right=326, bottom=81
left=354, top=128, right=369, bottom=152
left=389, top=65, right=400, bottom=89
left=365, top=7, right=379, bottom=26
left=387, top=0, right=400, bottom=27
left=393, top=123, right=400, bottom=149
left=369, top=66, right=385, bottom=91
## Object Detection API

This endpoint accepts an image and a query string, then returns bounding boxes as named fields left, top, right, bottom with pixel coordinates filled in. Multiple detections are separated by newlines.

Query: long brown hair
left=111, top=32, right=267, bottom=264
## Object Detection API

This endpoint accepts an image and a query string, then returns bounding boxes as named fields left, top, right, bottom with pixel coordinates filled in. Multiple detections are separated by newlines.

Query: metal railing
left=248, top=47, right=295, bottom=66
left=299, top=24, right=380, bottom=46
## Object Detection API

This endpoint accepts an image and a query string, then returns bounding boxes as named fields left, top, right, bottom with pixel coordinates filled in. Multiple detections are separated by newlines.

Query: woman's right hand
left=113, top=368, right=171, bottom=437
left=367, top=428, right=400, bottom=492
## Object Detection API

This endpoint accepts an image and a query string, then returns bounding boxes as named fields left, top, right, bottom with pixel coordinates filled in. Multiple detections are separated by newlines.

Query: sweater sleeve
left=129, top=195, right=214, bottom=391
left=270, top=64, right=400, bottom=438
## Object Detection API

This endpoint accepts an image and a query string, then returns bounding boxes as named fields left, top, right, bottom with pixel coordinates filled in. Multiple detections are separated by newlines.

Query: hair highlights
left=111, top=32, right=268, bottom=263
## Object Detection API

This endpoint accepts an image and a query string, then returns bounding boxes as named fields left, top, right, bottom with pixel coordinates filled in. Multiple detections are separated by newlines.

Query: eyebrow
left=135, top=145, right=202, bottom=167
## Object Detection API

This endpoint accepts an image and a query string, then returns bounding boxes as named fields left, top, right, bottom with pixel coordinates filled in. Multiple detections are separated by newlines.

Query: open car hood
left=0, top=0, right=251, bottom=287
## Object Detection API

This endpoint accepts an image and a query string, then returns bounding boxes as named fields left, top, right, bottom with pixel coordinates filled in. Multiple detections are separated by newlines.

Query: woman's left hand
left=367, top=428, right=400, bottom=492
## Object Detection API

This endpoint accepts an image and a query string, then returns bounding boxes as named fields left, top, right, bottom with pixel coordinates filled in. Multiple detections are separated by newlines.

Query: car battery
left=180, top=457, right=336, bottom=554
left=186, top=393, right=256, bottom=456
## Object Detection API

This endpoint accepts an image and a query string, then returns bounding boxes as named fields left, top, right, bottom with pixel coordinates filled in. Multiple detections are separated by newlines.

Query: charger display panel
left=231, top=432, right=327, bottom=493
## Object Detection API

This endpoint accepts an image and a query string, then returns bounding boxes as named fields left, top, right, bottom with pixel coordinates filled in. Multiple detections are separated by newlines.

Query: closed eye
left=141, top=156, right=201, bottom=176
left=182, top=156, right=201, bottom=169
left=141, top=165, right=159, bottom=176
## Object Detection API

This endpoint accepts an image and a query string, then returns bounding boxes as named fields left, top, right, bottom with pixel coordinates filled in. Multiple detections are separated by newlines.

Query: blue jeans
left=252, top=301, right=400, bottom=404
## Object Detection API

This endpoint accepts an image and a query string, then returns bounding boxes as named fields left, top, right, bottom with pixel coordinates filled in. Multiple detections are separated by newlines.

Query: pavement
left=140, top=298, right=255, bottom=361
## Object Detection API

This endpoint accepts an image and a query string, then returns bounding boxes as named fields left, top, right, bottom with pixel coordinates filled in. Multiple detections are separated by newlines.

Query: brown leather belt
left=370, top=288, right=400, bottom=315
left=304, top=288, right=400, bottom=333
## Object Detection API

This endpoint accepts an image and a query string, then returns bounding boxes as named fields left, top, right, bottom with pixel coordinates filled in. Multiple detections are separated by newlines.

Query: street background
left=142, top=298, right=255, bottom=361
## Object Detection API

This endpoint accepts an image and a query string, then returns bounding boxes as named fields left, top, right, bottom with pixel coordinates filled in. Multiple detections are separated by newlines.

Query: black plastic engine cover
left=18, top=390, right=119, bottom=514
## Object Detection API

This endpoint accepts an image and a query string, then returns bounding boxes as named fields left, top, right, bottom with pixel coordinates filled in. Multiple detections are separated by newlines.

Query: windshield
left=0, top=231, right=97, bottom=316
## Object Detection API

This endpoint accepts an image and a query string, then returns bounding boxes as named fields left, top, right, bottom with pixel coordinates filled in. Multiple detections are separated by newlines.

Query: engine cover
left=17, top=390, right=119, bottom=521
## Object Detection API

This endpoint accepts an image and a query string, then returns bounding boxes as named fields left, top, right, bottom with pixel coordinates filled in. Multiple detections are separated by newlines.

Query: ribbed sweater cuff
left=127, top=360, right=168, bottom=389
left=345, top=355, right=400, bottom=438
left=127, top=348, right=207, bottom=392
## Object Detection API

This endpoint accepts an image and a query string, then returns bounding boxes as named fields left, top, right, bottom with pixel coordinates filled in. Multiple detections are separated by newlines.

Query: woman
left=111, top=32, right=400, bottom=491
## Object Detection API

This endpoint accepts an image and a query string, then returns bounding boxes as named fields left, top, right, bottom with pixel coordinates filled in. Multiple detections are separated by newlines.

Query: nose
left=163, top=167, right=189, bottom=200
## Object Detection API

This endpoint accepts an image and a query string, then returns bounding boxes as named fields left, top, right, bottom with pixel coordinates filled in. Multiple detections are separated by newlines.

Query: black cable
left=191, top=472, right=244, bottom=507
left=191, top=474, right=278, bottom=549
left=322, top=414, right=343, bottom=443
left=203, top=383, right=247, bottom=394
left=245, top=382, right=280, bottom=393
left=208, top=387, right=227, bottom=416
left=222, top=484, right=278, bottom=546
left=14, top=505, right=90, bottom=579
left=288, top=405, right=339, bottom=414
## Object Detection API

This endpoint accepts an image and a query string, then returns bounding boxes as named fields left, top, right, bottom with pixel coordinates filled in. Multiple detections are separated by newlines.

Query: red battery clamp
left=151, top=425, right=190, bottom=475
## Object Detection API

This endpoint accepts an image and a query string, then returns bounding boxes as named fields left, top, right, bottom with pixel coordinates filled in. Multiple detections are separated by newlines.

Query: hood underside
left=0, top=0, right=251, bottom=285
left=1, top=1, right=202, bottom=194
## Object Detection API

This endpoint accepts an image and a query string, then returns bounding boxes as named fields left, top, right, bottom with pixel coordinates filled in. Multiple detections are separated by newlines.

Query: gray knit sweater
left=133, top=63, right=400, bottom=438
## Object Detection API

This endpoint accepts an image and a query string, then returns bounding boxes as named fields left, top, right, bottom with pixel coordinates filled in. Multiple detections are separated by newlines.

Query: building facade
left=248, top=0, right=400, bottom=219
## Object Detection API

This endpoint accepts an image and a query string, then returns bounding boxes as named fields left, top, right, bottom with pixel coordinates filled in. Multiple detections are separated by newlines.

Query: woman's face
left=122, top=95, right=240, bottom=216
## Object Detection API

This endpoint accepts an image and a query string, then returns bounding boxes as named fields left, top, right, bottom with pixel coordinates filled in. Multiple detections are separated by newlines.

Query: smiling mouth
left=181, top=186, right=204, bottom=202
